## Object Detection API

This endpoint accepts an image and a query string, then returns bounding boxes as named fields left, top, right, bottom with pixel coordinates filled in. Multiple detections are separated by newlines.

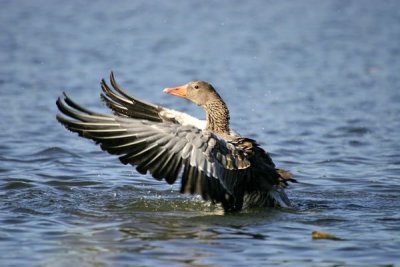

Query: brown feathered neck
left=204, top=97, right=230, bottom=136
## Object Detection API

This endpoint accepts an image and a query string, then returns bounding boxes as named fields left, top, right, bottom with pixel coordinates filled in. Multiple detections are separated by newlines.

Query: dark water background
left=1, top=0, right=400, bottom=266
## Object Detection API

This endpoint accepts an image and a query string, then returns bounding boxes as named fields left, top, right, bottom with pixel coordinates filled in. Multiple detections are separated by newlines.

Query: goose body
left=56, top=72, right=295, bottom=212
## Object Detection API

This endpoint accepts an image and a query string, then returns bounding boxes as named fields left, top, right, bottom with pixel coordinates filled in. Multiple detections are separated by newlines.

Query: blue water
left=1, top=0, right=400, bottom=266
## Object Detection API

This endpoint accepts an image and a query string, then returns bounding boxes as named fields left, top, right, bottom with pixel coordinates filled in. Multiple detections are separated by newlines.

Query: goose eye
left=194, top=85, right=199, bottom=89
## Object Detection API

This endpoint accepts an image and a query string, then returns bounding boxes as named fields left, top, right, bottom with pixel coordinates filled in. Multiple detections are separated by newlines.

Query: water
left=1, top=0, right=400, bottom=266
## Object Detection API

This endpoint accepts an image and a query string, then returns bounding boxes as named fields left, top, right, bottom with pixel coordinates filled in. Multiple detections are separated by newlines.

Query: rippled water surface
left=1, top=1, right=400, bottom=266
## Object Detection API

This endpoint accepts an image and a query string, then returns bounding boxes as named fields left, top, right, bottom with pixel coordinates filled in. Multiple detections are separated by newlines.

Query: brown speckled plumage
left=205, top=99, right=230, bottom=136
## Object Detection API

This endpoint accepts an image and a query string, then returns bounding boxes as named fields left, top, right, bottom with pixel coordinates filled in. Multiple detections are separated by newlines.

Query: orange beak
left=163, top=84, right=188, bottom=98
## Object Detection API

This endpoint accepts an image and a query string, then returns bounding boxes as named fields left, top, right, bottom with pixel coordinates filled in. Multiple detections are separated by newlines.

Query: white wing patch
left=160, top=108, right=241, bottom=137
left=160, top=108, right=206, bottom=129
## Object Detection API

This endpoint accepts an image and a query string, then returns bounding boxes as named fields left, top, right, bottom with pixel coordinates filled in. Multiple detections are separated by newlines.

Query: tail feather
left=276, top=168, right=297, bottom=186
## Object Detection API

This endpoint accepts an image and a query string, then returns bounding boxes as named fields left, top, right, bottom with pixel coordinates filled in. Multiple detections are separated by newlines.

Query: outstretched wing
left=56, top=94, right=251, bottom=210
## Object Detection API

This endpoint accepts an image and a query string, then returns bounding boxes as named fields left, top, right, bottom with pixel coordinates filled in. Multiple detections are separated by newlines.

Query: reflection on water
left=1, top=0, right=400, bottom=266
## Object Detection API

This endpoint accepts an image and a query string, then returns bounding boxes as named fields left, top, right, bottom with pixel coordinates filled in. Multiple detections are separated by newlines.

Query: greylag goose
left=56, top=72, right=295, bottom=212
